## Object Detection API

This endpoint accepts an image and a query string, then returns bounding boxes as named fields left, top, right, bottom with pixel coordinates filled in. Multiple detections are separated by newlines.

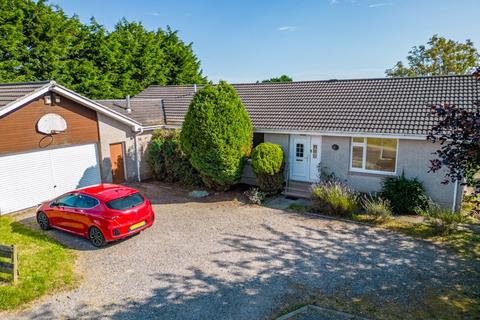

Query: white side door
left=309, top=136, right=322, bottom=182
left=290, top=136, right=310, bottom=181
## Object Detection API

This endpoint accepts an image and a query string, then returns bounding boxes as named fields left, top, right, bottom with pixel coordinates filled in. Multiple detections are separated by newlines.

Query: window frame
left=349, top=137, right=399, bottom=175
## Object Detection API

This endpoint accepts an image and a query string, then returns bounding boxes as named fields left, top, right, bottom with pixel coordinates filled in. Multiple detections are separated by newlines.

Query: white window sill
left=348, top=169, right=397, bottom=177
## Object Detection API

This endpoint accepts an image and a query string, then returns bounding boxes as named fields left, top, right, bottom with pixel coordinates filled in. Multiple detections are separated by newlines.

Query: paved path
left=2, top=183, right=479, bottom=319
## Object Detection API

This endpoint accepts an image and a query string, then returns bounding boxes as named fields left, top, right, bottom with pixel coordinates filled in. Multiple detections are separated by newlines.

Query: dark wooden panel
left=0, top=261, right=13, bottom=274
left=0, top=94, right=99, bottom=155
left=0, top=244, right=12, bottom=259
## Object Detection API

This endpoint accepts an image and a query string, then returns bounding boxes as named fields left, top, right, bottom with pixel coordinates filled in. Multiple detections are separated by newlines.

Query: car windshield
left=106, top=193, right=144, bottom=210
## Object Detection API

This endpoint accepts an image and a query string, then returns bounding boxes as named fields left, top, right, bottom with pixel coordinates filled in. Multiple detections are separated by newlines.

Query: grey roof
left=95, top=98, right=164, bottom=126
left=136, top=75, right=479, bottom=136
left=0, top=81, right=50, bottom=111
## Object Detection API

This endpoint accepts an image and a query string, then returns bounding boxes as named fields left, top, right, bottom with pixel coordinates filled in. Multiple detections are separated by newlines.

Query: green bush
left=380, top=172, right=429, bottom=214
left=362, top=196, right=393, bottom=221
left=147, top=129, right=202, bottom=185
left=256, top=172, right=284, bottom=194
left=180, top=81, right=253, bottom=190
left=251, top=143, right=283, bottom=175
left=416, top=203, right=466, bottom=234
left=251, top=143, right=284, bottom=193
left=311, top=181, right=359, bottom=216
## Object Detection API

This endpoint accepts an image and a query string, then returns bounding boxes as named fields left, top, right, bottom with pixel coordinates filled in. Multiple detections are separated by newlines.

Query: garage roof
left=0, top=81, right=142, bottom=130
left=135, top=74, right=479, bottom=137
left=0, top=81, right=50, bottom=109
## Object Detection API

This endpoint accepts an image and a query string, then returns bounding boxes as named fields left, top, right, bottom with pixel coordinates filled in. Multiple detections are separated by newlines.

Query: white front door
left=290, top=135, right=322, bottom=182
left=291, top=136, right=309, bottom=181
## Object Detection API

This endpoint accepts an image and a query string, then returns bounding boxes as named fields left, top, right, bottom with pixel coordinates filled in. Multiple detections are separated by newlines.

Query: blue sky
left=52, top=0, right=480, bottom=83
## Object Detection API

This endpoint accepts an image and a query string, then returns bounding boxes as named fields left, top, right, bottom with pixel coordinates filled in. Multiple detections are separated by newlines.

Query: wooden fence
left=0, top=244, right=18, bottom=284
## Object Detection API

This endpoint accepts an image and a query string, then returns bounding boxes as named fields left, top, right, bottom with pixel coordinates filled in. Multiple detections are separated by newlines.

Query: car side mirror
left=50, top=201, right=58, bottom=207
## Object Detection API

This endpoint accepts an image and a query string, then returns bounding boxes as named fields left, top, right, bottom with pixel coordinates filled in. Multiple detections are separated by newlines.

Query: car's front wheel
left=37, top=212, right=51, bottom=230
left=89, top=226, right=106, bottom=247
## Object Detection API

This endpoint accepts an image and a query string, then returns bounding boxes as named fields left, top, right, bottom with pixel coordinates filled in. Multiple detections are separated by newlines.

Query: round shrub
left=251, top=143, right=284, bottom=193
left=380, top=172, right=429, bottom=214
left=180, top=81, right=253, bottom=189
left=251, top=143, right=283, bottom=175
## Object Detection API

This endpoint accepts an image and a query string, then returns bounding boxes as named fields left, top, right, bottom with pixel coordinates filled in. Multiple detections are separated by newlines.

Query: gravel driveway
left=2, top=182, right=479, bottom=320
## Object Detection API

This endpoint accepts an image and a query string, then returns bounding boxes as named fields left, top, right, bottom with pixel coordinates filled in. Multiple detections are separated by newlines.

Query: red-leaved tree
left=427, top=68, right=480, bottom=211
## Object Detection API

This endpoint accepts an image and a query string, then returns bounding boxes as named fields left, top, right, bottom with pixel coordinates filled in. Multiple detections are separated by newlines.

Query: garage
left=0, top=81, right=142, bottom=214
left=0, top=143, right=101, bottom=214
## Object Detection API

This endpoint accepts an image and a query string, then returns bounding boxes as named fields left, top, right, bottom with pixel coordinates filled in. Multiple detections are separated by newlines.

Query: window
left=54, top=194, right=77, bottom=207
left=350, top=137, right=398, bottom=174
left=106, top=193, right=145, bottom=210
left=312, top=144, right=318, bottom=159
left=296, top=143, right=304, bottom=159
left=75, top=194, right=99, bottom=209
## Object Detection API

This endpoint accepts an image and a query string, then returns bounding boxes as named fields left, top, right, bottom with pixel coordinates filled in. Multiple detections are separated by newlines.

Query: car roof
left=76, top=184, right=139, bottom=202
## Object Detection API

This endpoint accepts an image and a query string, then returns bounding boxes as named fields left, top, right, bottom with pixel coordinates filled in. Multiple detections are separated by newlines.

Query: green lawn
left=0, top=216, right=77, bottom=311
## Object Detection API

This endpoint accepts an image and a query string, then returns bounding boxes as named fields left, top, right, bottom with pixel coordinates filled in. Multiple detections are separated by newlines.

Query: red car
left=36, top=184, right=155, bottom=247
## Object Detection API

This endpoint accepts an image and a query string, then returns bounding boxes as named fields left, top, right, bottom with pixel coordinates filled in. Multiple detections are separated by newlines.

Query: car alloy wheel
left=37, top=212, right=50, bottom=230
left=89, top=226, right=106, bottom=247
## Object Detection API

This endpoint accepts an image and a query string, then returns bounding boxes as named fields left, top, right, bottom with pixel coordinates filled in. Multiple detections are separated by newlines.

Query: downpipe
left=134, top=127, right=144, bottom=182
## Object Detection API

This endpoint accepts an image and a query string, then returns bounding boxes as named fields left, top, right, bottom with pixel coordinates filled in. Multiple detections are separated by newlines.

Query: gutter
left=254, top=128, right=427, bottom=140
left=141, top=124, right=182, bottom=131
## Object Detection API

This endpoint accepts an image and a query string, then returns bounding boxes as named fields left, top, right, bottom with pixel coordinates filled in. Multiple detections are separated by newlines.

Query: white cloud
left=368, top=2, right=388, bottom=8
left=277, top=26, right=298, bottom=32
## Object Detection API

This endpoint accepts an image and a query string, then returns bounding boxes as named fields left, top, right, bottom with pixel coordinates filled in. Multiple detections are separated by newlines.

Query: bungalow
left=0, top=75, right=477, bottom=214
left=102, top=75, right=478, bottom=210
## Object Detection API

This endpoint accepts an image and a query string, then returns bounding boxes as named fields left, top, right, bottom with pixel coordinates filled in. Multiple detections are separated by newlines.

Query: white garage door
left=0, top=143, right=101, bottom=214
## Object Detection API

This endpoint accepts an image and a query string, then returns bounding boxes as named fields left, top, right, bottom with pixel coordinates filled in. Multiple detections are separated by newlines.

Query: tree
left=261, top=74, right=293, bottom=83
left=386, top=35, right=479, bottom=77
left=180, top=81, right=253, bottom=189
left=159, top=26, right=206, bottom=85
left=427, top=68, right=480, bottom=211
left=0, top=0, right=206, bottom=98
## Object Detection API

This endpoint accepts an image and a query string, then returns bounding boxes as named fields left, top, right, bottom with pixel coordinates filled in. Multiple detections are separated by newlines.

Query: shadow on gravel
left=11, top=182, right=480, bottom=319
left=30, top=218, right=480, bottom=319
left=14, top=215, right=140, bottom=251
left=127, top=181, right=250, bottom=206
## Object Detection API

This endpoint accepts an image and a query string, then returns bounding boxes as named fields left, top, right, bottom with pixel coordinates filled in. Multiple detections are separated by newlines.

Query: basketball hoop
left=37, top=113, right=67, bottom=135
